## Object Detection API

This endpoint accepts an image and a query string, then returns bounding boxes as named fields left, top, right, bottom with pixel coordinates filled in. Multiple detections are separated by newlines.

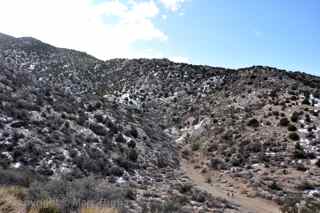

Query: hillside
left=0, top=33, right=320, bottom=212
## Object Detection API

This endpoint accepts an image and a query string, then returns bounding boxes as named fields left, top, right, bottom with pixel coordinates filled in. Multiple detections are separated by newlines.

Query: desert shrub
left=247, top=118, right=259, bottom=128
left=161, top=200, right=181, bottom=212
left=127, top=140, right=136, bottom=149
left=105, top=120, right=118, bottom=135
left=10, top=120, right=28, bottom=128
left=94, top=113, right=104, bottom=123
left=291, top=112, right=300, bottom=123
left=177, top=183, right=193, bottom=194
left=0, top=168, right=40, bottom=187
left=209, top=158, right=226, bottom=170
left=295, top=142, right=302, bottom=150
left=288, top=124, right=297, bottom=132
left=302, top=96, right=310, bottom=105
left=127, top=127, right=139, bottom=138
left=293, top=143, right=306, bottom=159
left=269, top=181, right=282, bottom=191
left=265, top=120, right=272, bottom=126
left=191, top=189, right=207, bottom=203
left=230, top=155, right=244, bottom=167
left=305, top=114, right=312, bottom=123
left=115, top=134, right=126, bottom=143
left=77, top=112, right=88, bottom=126
left=206, top=176, right=212, bottom=183
left=295, top=163, right=307, bottom=172
left=114, top=156, right=138, bottom=172
left=311, top=110, right=319, bottom=117
left=281, top=196, right=320, bottom=213
left=127, top=149, right=138, bottom=162
left=273, top=111, right=280, bottom=116
left=207, top=144, right=218, bottom=152
left=16, top=99, right=41, bottom=112
left=289, top=132, right=300, bottom=141
left=109, top=166, right=124, bottom=177
left=191, top=141, right=200, bottom=151
left=247, top=141, right=262, bottom=153
left=279, top=118, right=290, bottom=126
left=89, top=123, right=108, bottom=136
left=296, top=181, right=315, bottom=191
left=181, top=148, right=191, bottom=159
left=125, top=188, right=136, bottom=200
left=142, top=200, right=181, bottom=213
left=156, top=155, right=169, bottom=168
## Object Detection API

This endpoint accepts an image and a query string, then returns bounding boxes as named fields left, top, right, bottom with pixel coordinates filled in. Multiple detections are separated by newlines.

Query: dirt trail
left=181, top=160, right=281, bottom=213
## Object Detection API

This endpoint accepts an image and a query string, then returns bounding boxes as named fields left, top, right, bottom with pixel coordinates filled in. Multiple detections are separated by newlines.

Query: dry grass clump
left=0, top=186, right=26, bottom=213
left=27, top=200, right=60, bottom=213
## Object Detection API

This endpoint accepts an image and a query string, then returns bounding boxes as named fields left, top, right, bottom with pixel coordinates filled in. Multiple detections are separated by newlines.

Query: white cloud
left=159, top=0, right=186, bottom=12
left=0, top=0, right=168, bottom=59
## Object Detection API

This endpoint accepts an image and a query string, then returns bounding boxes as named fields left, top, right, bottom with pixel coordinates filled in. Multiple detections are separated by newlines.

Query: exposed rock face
left=1, top=33, right=320, bottom=211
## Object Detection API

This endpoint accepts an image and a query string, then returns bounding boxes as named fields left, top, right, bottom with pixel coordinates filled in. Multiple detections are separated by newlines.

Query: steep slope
left=1, top=33, right=320, bottom=212
left=0, top=34, right=237, bottom=212
left=102, top=58, right=320, bottom=209
left=0, top=35, right=180, bottom=179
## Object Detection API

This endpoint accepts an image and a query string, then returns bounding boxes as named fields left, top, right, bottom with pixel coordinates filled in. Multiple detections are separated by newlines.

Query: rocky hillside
left=0, top=32, right=180, bottom=178
left=1, top=32, right=320, bottom=212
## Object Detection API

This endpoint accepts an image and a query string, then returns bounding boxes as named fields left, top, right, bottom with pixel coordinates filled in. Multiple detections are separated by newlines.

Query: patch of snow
left=119, top=93, right=141, bottom=109
left=29, top=64, right=35, bottom=70
left=265, top=152, right=276, bottom=157
left=59, top=163, right=71, bottom=174
left=298, top=128, right=309, bottom=134
left=116, top=177, right=126, bottom=184
left=175, top=133, right=187, bottom=144
left=305, top=188, right=320, bottom=197
left=310, top=94, right=320, bottom=108
left=194, top=122, right=202, bottom=130
left=122, top=134, right=131, bottom=143
left=61, top=149, right=70, bottom=159
left=11, top=162, right=21, bottom=168
left=300, top=138, right=318, bottom=152
left=1, top=152, right=13, bottom=160
left=47, top=159, right=53, bottom=165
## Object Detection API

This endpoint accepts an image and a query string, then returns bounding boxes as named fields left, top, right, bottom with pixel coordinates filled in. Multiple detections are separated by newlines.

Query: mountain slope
left=0, top=35, right=181, bottom=178
left=0, top=33, right=320, bottom=212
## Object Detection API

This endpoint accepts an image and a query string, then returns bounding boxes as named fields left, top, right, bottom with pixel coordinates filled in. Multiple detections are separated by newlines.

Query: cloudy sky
left=0, top=0, right=319, bottom=75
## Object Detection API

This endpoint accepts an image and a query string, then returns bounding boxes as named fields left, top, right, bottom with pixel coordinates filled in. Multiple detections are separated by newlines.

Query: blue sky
left=0, top=0, right=319, bottom=75
left=152, top=0, right=320, bottom=75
